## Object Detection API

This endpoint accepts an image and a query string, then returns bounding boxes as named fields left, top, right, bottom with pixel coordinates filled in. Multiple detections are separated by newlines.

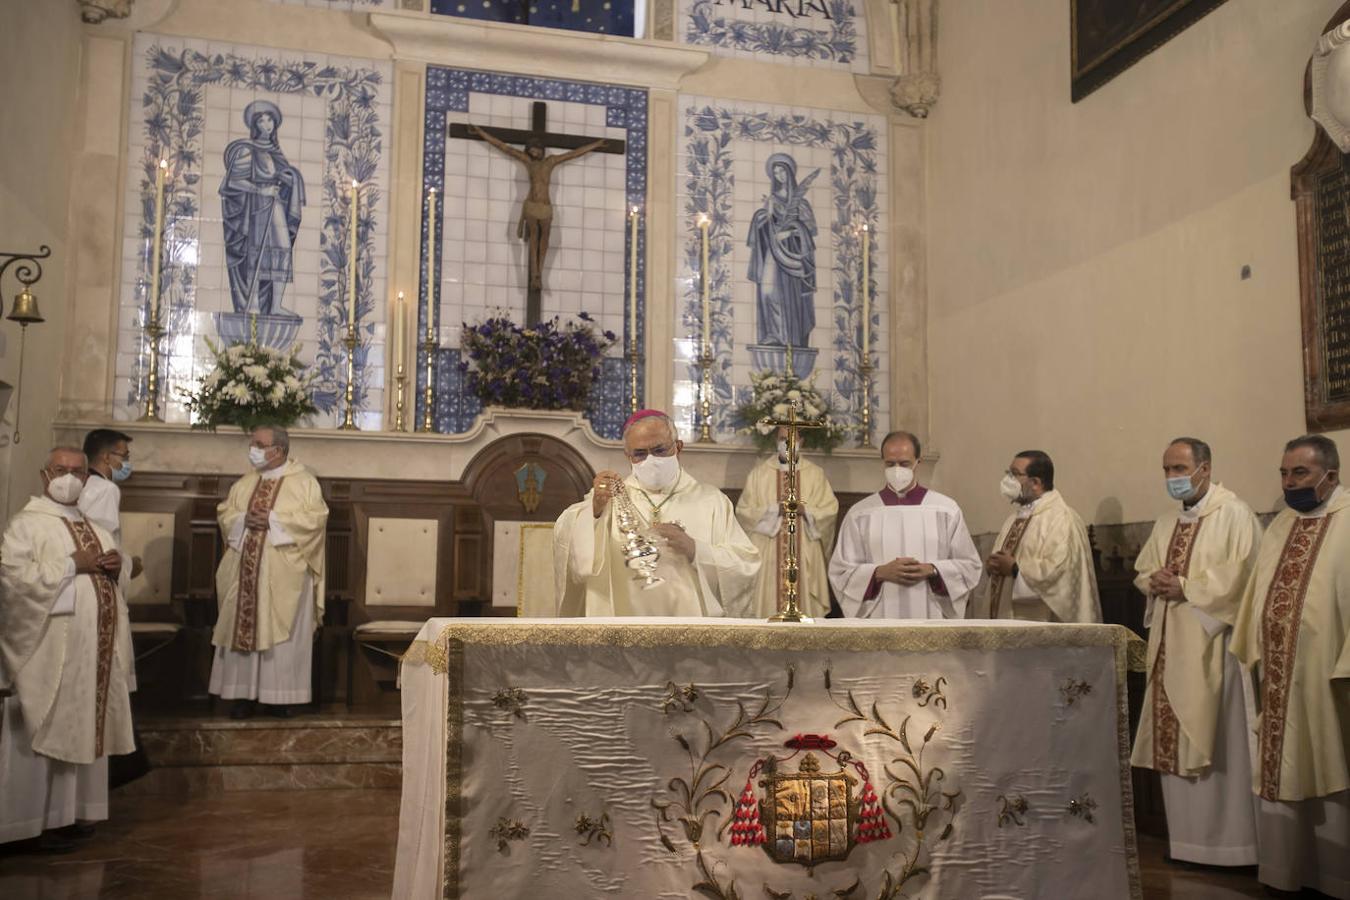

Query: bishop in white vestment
left=1232, top=436, right=1350, bottom=899
left=829, top=431, right=981, bottom=619
left=0, top=447, right=134, bottom=845
left=209, top=427, right=327, bottom=715
left=735, top=435, right=838, bottom=618
left=554, top=410, right=760, bottom=617
left=1129, top=439, right=1260, bottom=866
left=978, top=450, right=1101, bottom=623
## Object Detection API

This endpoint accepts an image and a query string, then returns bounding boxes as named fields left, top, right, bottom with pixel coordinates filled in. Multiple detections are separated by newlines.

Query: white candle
left=861, top=223, right=870, bottom=357
left=427, top=188, right=437, bottom=343
left=395, top=290, right=405, bottom=373
left=348, top=180, right=360, bottom=329
left=628, top=206, right=639, bottom=351
left=149, top=159, right=168, bottom=323
left=698, top=213, right=710, bottom=353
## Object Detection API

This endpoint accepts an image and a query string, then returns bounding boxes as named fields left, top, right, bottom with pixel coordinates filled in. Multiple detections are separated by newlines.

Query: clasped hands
left=875, top=557, right=936, bottom=586
left=245, top=509, right=271, bottom=532
left=72, top=547, right=122, bottom=579
left=1147, top=568, right=1185, bottom=601
left=591, top=469, right=695, bottom=562
left=985, top=551, right=1016, bottom=577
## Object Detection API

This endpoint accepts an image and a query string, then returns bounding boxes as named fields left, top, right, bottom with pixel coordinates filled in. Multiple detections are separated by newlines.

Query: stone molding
left=889, top=0, right=939, bottom=118
left=77, top=0, right=133, bottom=24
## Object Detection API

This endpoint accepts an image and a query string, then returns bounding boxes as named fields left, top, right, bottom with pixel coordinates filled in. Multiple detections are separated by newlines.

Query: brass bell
left=6, top=287, right=43, bottom=325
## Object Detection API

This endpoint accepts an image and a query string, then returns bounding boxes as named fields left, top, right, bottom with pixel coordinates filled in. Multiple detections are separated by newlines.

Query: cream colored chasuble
left=980, top=490, right=1101, bottom=623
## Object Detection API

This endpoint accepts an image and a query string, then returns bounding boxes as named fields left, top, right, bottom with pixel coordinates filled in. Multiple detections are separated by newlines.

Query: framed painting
left=1071, top=0, right=1230, bottom=102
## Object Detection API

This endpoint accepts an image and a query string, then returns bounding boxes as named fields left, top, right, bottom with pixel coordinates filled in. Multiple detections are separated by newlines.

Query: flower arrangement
left=181, top=339, right=318, bottom=431
left=735, top=369, right=847, bottom=453
left=458, top=312, right=616, bottom=411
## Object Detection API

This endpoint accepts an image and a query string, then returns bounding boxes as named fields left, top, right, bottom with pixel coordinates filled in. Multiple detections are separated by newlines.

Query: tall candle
left=427, top=188, right=437, bottom=343
left=861, top=223, right=870, bottom=356
left=348, top=180, right=360, bottom=328
left=628, top=206, right=639, bottom=350
left=149, top=159, right=168, bottom=323
left=395, top=290, right=406, bottom=372
left=698, top=213, right=710, bottom=353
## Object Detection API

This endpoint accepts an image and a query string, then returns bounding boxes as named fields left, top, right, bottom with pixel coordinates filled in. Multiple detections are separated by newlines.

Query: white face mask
left=248, top=447, right=271, bottom=469
left=1000, top=473, right=1025, bottom=503
left=885, top=465, right=914, bottom=493
left=47, top=473, right=84, bottom=505
left=632, top=453, right=681, bottom=492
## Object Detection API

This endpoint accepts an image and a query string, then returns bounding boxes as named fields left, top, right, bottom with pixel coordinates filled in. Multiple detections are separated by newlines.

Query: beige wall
left=0, top=0, right=83, bottom=517
left=925, top=0, right=1350, bottom=534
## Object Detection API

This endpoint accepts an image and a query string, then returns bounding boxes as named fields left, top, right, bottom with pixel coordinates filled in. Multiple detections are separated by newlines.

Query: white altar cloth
left=393, top=618, right=1141, bottom=899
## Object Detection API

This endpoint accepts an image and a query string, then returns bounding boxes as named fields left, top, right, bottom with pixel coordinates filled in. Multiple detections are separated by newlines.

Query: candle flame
left=351, top=179, right=359, bottom=189
left=861, top=223, right=869, bottom=232
left=429, top=187, right=436, bottom=196
left=697, top=213, right=710, bottom=227
left=630, top=205, right=640, bottom=216
left=158, top=159, right=168, bottom=170
left=397, top=290, right=405, bottom=300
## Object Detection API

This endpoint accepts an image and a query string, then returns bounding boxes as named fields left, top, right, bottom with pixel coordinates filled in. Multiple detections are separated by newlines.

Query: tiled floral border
left=682, top=0, right=865, bottom=71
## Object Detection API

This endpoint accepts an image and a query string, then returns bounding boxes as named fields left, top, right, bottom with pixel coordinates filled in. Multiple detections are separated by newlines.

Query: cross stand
left=762, top=405, right=829, bottom=624
left=448, top=101, right=625, bottom=325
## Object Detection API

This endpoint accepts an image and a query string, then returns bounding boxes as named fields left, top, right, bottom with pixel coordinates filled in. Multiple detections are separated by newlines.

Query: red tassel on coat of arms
left=729, top=775, right=765, bottom=846
left=856, top=778, right=890, bottom=842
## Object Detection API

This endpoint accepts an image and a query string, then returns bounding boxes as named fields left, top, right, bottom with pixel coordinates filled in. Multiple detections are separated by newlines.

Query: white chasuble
left=979, top=490, right=1101, bottom=624
left=1232, top=487, right=1350, bottom=803
left=1131, top=484, right=1261, bottom=777
left=211, top=460, right=328, bottom=654
left=553, top=470, right=760, bottom=617
left=0, top=497, right=134, bottom=765
left=734, top=456, right=838, bottom=618
left=828, top=487, right=981, bottom=619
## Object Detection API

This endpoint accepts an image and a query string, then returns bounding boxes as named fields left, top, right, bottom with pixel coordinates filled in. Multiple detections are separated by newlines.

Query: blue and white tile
left=118, top=34, right=392, bottom=428
left=679, top=0, right=868, bottom=74
left=675, top=95, right=889, bottom=442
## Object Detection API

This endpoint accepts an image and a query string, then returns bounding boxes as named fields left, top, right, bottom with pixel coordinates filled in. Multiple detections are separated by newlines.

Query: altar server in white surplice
left=0, top=447, right=134, bottom=847
left=78, top=429, right=134, bottom=549
left=735, top=429, right=838, bottom=618
left=829, top=431, right=981, bottom=619
left=209, top=426, right=327, bottom=719
left=1130, top=437, right=1260, bottom=867
left=1232, top=435, right=1350, bottom=899
left=978, top=450, right=1101, bottom=623
left=554, top=409, right=760, bottom=617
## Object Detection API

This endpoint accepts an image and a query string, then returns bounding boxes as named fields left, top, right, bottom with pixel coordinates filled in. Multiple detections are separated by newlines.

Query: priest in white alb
left=1129, top=437, right=1260, bottom=867
left=1232, top=434, right=1350, bottom=899
left=554, top=410, right=760, bottom=617
left=0, top=447, right=134, bottom=848
left=735, top=427, right=839, bottom=618
left=977, top=450, right=1101, bottom=622
left=828, top=430, right=981, bottom=619
left=209, top=426, right=328, bottom=719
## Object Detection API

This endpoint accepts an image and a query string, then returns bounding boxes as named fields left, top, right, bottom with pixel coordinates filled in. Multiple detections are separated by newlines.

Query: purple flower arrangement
left=458, top=312, right=616, bottom=411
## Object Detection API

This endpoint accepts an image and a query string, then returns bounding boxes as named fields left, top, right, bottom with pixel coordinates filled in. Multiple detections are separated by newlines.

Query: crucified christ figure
left=469, top=124, right=615, bottom=292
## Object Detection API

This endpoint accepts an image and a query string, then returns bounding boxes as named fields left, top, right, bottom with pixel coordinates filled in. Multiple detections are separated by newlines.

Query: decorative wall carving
left=889, top=0, right=940, bottom=118
left=77, top=0, right=132, bottom=24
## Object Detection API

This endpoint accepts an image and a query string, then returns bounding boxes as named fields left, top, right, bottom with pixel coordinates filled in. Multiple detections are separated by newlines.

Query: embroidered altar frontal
left=394, top=620, right=1142, bottom=899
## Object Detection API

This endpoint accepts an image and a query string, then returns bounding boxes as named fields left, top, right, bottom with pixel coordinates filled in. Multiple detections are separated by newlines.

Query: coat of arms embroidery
left=730, top=733, right=890, bottom=867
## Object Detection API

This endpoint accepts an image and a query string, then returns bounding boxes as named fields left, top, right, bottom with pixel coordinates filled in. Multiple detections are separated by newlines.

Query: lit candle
left=348, top=180, right=360, bottom=329
left=628, top=205, right=639, bottom=351
left=149, top=159, right=168, bottom=323
left=427, top=188, right=437, bottom=343
left=698, top=213, right=710, bottom=353
left=861, top=223, right=870, bottom=357
left=395, top=290, right=405, bottom=372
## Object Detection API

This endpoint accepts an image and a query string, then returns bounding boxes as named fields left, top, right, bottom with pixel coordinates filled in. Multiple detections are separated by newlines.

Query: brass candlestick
left=856, top=357, right=875, bottom=449
left=766, top=405, right=827, bottom=624
left=626, top=347, right=641, bottom=415
left=338, top=327, right=360, bottom=430
left=418, top=336, right=437, bottom=432
left=697, top=347, right=716, bottom=443
left=138, top=317, right=166, bottom=422
left=394, top=360, right=408, bottom=432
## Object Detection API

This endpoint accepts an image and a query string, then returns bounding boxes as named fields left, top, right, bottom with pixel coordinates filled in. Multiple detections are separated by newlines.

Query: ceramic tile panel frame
left=679, top=0, right=868, bottom=73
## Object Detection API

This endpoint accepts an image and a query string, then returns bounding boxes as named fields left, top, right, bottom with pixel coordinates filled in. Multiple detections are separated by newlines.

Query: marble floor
left=0, top=789, right=1304, bottom=899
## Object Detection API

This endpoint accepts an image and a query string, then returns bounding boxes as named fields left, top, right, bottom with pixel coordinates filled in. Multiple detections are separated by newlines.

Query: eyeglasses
left=628, top=443, right=676, bottom=463
left=1006, top=469, right=1028, bottom=479
left=108, top=449, right=131, bottom=462
left=249, top=441, right=275, bottom=450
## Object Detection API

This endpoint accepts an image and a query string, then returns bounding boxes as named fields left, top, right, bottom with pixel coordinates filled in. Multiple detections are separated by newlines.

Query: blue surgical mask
left=111, top=460, right=133, bottom=483
left=1165, top=472, right=1198, bottom=501
left=1284, top=473, right=1330, bottom=514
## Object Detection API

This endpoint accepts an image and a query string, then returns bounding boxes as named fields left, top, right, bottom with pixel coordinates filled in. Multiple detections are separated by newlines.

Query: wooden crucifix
left=449, top=101, right=626, bottom=324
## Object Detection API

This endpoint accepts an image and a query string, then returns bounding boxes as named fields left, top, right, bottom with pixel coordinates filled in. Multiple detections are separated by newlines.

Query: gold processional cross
left=764, top=404, right=828, bottom=624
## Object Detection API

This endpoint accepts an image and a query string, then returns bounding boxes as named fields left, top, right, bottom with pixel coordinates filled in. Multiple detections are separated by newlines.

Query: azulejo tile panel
left=679, top=0, right=868, bottom=73
left=420, top=67, right=648, bottom=437
left=117, top=35, right=392, bottom=429
left=675, top=96, right=889, bottom=442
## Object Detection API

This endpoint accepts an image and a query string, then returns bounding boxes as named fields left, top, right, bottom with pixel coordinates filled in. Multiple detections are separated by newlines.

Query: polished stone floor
left=0, top=789, right=1303, bottom=899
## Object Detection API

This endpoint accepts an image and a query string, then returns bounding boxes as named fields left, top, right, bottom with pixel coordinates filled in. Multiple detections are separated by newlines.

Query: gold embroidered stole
left=233, top=476, right=286, bottom=652
left=1148, top=517, right=1202, bottom=774
left=1257, top=513, right=1332, bottom=800
left=988, top=515, right=1031, bottom=619
left=60, top=517, right=118, bottom=758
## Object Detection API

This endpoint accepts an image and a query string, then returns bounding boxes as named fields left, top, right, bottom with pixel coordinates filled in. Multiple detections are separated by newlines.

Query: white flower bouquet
left=181, top=339, right=318, bottom=431
left=734, top=369, right=846, bottom=453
